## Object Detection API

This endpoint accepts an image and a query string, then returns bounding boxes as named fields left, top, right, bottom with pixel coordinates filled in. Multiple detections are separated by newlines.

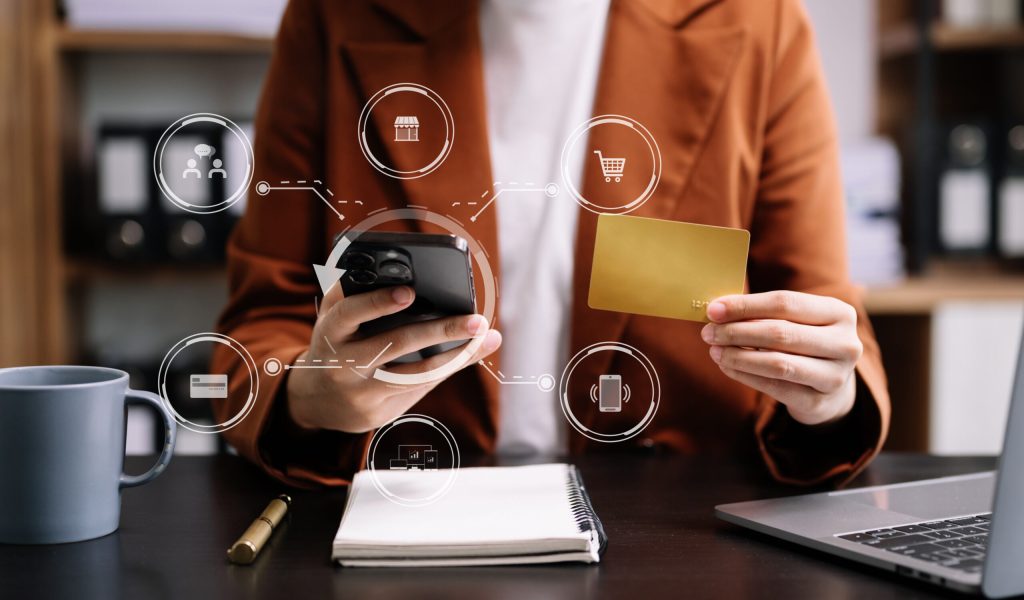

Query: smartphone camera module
left=342, top=251, right=375, bottom=269
left=378, top=260, right=413, bottom=283
left=347, top=270, right=377, bottom=285
left=341, top=244, right=414, bottom=288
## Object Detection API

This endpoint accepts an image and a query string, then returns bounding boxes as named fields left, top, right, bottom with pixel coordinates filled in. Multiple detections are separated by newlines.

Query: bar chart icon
left=394, top=445, right=438, bottom=471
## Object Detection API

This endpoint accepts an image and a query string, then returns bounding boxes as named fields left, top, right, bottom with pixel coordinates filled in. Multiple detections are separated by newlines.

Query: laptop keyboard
left=836, top=514, right=991, bottom=574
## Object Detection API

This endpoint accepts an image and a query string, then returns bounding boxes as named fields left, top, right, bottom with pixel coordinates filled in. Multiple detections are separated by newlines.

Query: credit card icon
left=190, top=374, right=228, bottom=399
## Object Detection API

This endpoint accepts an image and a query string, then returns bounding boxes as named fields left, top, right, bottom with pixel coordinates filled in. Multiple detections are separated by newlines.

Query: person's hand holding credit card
left=589, top=214, right=862, bottom=426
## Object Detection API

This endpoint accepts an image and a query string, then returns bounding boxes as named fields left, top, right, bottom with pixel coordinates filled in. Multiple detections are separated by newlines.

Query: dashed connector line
left=451, top=181, right=559, bottom=222
left=478, top=360, right=555, bottom=392
left=255, top=179, right=346, bottom=221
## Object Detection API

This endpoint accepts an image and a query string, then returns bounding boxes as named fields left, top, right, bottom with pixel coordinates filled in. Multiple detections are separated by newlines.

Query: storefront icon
left=394, top=116, right=420, bottom=142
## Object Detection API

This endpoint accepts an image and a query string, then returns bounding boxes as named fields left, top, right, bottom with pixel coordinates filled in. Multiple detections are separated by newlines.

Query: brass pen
left=227, top=494, right=291, bottom=565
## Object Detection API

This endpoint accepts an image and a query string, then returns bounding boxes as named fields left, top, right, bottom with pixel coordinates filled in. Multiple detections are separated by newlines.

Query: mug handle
left=120, top=389, right=177, bottom=489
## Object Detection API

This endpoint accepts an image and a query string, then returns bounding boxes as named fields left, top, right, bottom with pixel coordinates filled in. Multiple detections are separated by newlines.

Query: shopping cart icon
left=593, top=150, right=625, bottom=183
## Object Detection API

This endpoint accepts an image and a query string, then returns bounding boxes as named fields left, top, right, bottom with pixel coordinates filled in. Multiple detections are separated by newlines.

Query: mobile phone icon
left=599, top=375, right=622, bottom=413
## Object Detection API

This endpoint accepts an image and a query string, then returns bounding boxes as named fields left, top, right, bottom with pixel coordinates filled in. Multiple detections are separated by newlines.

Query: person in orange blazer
left=212, top=0, right=890, bottom=488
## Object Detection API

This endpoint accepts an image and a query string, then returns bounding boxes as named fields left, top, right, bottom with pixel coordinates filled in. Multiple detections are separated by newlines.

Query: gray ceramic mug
left=0, top=366, right=177, bottom=544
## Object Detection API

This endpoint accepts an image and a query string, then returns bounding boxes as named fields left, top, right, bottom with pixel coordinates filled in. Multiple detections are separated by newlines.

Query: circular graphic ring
left=367, top=414, right=460, bottom=507
left=157, top=332, right=258, bottom=434
left=559, top=341, right=661, bottom=443
left=357, top=83, right=454, bottom=180
left=560, top=115, right=662, bottom=215
left=153, top=113, right=254, bottom=214
left=328, top=208, right=496, bottom=386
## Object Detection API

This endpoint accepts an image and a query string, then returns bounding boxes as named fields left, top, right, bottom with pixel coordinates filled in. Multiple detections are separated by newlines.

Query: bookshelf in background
left=48, top=0, right=275, bottom=453
left=877, top=0, right=1024, bottom=272
left=0, top=0, right=274, bottom=450
left=51, top=1, right=272, bottom=363
left=0, top=0, right=278, bottom=366
left=873, top=0, right=1024, bottom=452
left=56, top=28, right=273, bottom=53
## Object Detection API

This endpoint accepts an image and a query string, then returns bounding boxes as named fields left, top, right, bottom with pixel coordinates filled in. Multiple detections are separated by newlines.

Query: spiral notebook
left=332, top=463, right=607, bottom=567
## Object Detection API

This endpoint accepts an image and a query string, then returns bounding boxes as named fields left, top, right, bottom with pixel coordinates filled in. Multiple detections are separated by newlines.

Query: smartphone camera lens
left=378, top=260, right=413, bottom=282
left=342, top=251, right=374, bottom=269
left=348, top=270, right=377, bottom=285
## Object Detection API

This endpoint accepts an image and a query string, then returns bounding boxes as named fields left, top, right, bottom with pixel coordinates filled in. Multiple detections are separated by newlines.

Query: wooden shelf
left=56, top=27, right=273, bottom=53
left=865, top=264, right=1024, bottom=314
left=880, top=22, right=1024, bottom=58
left=878, top=23, right=920, bottom=57
left=64, top=258, right=226, bottom=284
left=932, top=23, right=1024, bottom=49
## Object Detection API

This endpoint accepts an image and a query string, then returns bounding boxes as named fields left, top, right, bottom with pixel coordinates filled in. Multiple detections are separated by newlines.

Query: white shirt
left=481, top=0, right=611, bottom=455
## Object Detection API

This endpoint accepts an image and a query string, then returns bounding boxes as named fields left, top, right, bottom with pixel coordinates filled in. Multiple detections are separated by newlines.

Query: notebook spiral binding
left=565, top=465, right=609, bottom=554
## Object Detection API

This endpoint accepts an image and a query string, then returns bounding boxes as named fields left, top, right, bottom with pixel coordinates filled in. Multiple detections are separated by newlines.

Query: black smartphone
left=333, top=231, right=476, bottom=363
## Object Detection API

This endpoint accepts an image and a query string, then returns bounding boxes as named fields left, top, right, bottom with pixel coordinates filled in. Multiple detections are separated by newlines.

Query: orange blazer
left=212, top=0, right=890, bottom=489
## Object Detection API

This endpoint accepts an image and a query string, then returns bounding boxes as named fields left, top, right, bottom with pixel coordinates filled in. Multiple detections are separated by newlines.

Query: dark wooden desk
left=0, top=453, right=996, bottom=599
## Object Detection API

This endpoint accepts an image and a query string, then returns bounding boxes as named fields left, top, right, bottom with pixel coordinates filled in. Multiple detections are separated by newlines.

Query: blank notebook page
left=335, top=463, right=585, bottom=546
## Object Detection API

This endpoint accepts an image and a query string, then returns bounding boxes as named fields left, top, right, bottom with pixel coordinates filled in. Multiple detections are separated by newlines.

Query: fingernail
left=701, top=324, right=715, bottom=343
left=707, top=301, right=726, bottom=322
left=466, top=315, right=487, bottom=335
left=709, top=345, right=723, bottom=362
left=483, top=330, right=502, bottom=352
left=391, top=286, right=413, bottom=304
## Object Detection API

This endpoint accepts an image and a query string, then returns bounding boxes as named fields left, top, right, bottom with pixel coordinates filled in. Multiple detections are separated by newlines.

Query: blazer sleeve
left=210, top=0, right=371, bottom=488
left=748, top=0, right=891, bottom=487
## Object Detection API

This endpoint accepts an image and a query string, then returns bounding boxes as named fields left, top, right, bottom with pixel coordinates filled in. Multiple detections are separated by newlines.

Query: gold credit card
left=588, top=214, right=750, bottom=322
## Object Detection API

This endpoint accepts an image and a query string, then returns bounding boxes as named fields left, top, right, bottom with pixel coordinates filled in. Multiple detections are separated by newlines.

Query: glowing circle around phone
left=329, top=208, right=496, bottom=386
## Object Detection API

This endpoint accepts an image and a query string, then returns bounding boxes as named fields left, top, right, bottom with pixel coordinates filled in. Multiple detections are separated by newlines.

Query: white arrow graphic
left=313, top=234, right=352, bottom=295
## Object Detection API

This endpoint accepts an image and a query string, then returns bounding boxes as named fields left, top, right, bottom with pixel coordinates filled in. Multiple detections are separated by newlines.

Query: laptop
left=716, top=327, right=1024, bottom=598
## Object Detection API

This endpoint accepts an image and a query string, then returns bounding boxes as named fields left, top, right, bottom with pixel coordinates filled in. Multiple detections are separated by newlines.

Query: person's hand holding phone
left=286, top=282, right=502, bottom=433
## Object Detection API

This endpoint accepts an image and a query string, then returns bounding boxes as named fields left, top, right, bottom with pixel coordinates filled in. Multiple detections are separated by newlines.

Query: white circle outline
left=559, top=115, right=662, bottom=214
left=263, top=357, right=282, bottom=376
left=367, top=414, right=460, bottom=507
left=153, top=113, right=254, bottom=214
left=558, top=342, right=661, bottom=443
left=537, top=373, right=556, bottom=392
left=357, top=83, right=454, bottom=180
left=330, top=208, right=496, bottom=386
left=157, top=332, right=258, bottom=434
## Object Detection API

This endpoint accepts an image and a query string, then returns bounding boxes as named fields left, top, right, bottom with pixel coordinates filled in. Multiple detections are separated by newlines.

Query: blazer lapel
left=341, top=1, right=493, bottom=219
left=569, top=0, right=747, bottom=446
left=341, top=0, right=502, bottom=428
